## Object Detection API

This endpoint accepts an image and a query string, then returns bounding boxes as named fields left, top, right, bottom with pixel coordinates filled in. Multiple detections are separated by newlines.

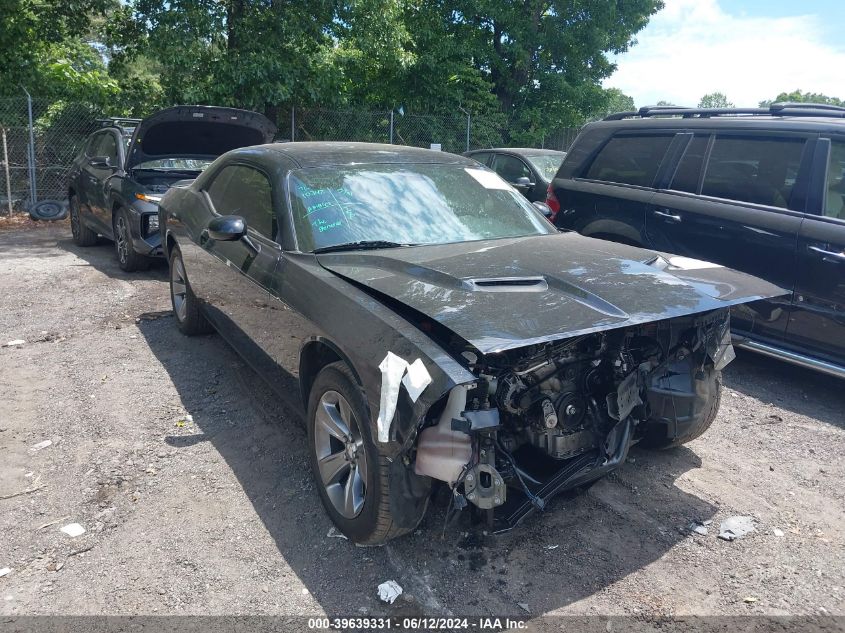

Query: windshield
left=288, top=164, right=554, bottom=252
left=525, top=154, right=565, bottom=181
left=133, top=158, right=213, bottom=171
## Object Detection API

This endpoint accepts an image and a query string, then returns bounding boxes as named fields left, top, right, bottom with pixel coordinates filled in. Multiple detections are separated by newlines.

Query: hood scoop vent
left=462, top=276, right=549, bottom=292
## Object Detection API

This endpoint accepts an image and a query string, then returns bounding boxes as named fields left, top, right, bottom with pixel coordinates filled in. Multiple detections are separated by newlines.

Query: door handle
left=808, top=245, right=845, bottom=263
left=653, top=209, right=682, bottom=223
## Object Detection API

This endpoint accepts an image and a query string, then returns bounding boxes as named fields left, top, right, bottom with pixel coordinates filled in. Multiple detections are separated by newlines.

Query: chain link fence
left=0, top=96, right=580, bottom=216
left=0, top=97, right=104, bottom=214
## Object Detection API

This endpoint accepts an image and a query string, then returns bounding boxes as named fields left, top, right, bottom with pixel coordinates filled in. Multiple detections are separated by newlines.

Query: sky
left=604, top=0, right=845, bottom=108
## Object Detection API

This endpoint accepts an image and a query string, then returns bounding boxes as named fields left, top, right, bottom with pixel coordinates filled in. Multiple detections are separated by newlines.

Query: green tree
left=0, top=0, right=117, bottom=104
left=698, top=92, right=733, bottom=108
left=759, top=90, right=844, bottom=107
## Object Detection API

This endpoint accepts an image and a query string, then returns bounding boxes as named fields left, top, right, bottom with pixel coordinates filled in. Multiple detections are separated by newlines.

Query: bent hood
left=317, top=233, right=786, bottom=354
left=126, top=106, right=277, bottom=169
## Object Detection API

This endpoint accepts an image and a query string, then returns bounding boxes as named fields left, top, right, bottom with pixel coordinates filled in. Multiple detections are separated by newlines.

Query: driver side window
left=492, top=154, right=531, bottom=184
left=206, top=164, right=276, bottom=238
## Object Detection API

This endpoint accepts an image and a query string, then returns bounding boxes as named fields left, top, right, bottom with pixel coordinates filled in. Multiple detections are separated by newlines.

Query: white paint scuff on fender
left=376, top=352, right=433, bottom=443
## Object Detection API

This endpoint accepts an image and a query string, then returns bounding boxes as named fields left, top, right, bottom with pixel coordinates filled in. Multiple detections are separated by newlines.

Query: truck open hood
left=317, top=233, right=786, bottom=354
left=125, top=106, right=277, bottom=170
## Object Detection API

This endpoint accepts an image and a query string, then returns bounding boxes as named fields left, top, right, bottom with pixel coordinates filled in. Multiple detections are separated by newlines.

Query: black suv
left=67, top=106, right=276, bottom=271
left=548, top=103, right=845, bottom=378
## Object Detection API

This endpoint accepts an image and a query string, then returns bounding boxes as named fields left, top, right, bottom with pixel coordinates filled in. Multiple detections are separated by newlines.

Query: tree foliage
left=698, top=92, right=733, bottom=109
left=759, top=90, right=844, bottom=108
left=2, top=0, right=665, bottom=142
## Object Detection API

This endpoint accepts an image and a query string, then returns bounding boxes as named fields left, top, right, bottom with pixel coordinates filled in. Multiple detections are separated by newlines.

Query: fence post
left=23, top=88, right=37, bottom=207
left=2, top=128, right=12, bottom=216
left=291, top=106, right=295, bottom=142
left=465, top=112, right=471, bottom=152
left=389, top=110, right=394, bottom=144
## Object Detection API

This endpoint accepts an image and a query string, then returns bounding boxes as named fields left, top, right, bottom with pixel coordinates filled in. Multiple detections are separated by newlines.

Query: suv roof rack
left=97, top=117, right=142, bottom=131
left=604, top=102, right=845, bottom=121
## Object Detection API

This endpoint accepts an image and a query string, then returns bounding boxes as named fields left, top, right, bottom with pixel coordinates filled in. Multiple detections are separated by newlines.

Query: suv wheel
left=169, top=247, right=212, bottom=336
left=113, top=207, right=150, bottom=272
left=69, top=195, right=97, bottom=246
left=307, top=362, right=430, bottom=544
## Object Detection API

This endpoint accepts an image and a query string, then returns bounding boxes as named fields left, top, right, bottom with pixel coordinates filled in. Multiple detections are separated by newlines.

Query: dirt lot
left=1, top=223, right=843, bottom=620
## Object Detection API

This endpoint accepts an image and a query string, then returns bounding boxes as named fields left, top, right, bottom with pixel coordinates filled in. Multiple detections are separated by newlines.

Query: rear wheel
left=113, top=207, right=150, bottom=272
left=307, top=362, right=429, bottom=544
left=69, top=195, right=97, bottom=246
left=169, top=247, right=212, bottom=336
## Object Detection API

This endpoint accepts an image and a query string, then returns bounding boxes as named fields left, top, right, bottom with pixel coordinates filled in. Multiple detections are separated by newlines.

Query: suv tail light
left=545, top=184, right=560, bottom=221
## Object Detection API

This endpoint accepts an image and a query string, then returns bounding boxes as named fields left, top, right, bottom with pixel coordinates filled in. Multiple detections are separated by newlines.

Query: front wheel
left=307, top=362, right=429, bottom=544
left=113, top=207, right=150, bottom=272
left=169, top=247, right=212, bottom=336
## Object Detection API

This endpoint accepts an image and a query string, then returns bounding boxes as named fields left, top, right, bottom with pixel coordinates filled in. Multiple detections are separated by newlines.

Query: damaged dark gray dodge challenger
left=160, top=142, right=782, bottom=544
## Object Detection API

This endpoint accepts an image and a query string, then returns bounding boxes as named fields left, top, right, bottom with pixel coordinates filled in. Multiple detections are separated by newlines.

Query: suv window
left=206, top=164, right=275, bottom=238
left=701, top=136, right=805, bottom=210
left=94, top=132, right=119, bottom=164
left=492, top=154, right=532, bottom=183
left=825, top=140, right=845, bottom=220
left=669, top=135, right=709, bottom=193
left=585, top=135, right=673, bottom=187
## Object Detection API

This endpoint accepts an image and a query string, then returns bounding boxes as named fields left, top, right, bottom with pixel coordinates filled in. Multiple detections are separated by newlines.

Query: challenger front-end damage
left=412, top=308, right=734, bottom=531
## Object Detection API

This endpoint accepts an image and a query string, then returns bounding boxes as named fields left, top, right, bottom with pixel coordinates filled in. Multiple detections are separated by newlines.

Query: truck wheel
left=640, top=369, right=722, bottom=449
left=114, top=207, right=150, bottom=272
left=169, top=247, right=212, bottom=336
left=307, top=361, right=430, bottom=544
left=69, top=195, right=97, bottom=246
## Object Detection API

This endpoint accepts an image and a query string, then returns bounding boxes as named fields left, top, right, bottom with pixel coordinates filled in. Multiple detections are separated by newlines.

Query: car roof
left=468, top=147, right=565, bottom=156
left=588, top=115, right=845, bottom=135
left=248, top=142, right=477, bottom=168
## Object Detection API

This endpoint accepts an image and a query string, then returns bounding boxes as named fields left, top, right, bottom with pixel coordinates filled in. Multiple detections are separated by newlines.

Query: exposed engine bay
left=413, top=308, right=735, bottom=531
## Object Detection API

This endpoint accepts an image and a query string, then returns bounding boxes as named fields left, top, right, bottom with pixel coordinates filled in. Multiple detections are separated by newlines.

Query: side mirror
left=514, top=176, right=535, bottom=188
left=89, top=155, right=113, bottom=169
left=532, top=201, right=553, bottom=218
left=207, top=215, right=246, bottom=241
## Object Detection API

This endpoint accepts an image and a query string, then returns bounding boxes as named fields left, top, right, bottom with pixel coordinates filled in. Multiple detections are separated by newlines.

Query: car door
left=189, top=162, right=284, bottom=377
left=490, top=153, right=540, bottom=200
left=87, top=130, right=122, bottom=234
left=785, top=136, right=845, bottom=366
left=646, top=132, right=811, bottom=340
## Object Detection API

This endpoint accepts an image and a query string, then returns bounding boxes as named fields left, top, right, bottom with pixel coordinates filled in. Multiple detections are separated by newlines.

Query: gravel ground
left=0, top=223, right=843, bottom=620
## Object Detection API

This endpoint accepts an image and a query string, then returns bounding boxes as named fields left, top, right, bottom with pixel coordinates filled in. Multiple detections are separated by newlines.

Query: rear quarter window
left=584, top=135, right=674, bottom=187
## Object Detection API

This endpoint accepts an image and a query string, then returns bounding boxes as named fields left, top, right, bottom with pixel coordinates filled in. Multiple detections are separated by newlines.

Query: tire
left=641, top=369, right=722, bottom=449
left=69, top=196, right=97, bottom=246
left=113, top=207, right=150, bottom=272
left=29, top=199, right=68, bottom=221
left=307, top=361, right=429, bottom=545
left=169, top=247, right=213, bottom=336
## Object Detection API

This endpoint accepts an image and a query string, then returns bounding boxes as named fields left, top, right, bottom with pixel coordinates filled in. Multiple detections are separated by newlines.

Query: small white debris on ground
left=30, top=439, right=52, bottom=452
left=773, top=527, right=785, bottom=537
left=377, top=580, right=403, bottom=604
left=517, top=602, right=530, bottom=613
left=60, top=523, right=86, bottom=538
left=326, top=527, right=348, bottom=540
left=0, top=568, right=11, bottom=578
left=4, top=339, right=25, bottom=347
left=719, top=515, right=755, bottom=541
left=689, top=521, right=708, bottom=536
